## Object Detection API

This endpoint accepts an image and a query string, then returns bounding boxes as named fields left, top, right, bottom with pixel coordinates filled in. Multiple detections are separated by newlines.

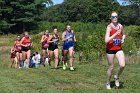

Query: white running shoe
left=114, top=75, right=120, bottom=87
left=106, top=82, right=111, bottom=90
left=63, top=65, right=66, bottom=70
left=66, top=63, right=68, bottom=66
left=70, top=67, right=74, bottom=71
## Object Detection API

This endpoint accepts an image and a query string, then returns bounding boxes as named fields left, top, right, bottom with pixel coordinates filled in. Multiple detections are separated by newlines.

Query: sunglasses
left=111, top=16, right=118, bottom=19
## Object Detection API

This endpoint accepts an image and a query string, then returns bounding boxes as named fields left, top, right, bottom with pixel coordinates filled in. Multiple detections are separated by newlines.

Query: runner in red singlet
left=10, top=47, right=17, bottom=68
left=105, top=11, right=126, bottom=89
left=21, top=32, right=32, bottom=68
left=14, top=36, right=22, bottom=68
left=40, top=30, right=50, bottom=67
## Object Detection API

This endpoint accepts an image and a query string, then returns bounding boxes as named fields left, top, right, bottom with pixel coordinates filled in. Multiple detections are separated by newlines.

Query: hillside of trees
left=0, top=0, right=53, bottom=34
left=45, top=0, right=140, bottom=24
left=0, top=0, right=139, bottom=34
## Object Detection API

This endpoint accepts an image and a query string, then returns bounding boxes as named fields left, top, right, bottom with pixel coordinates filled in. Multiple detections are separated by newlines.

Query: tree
left=0, top=0, right=15, bottom=34
left=119, top=0, right=140, bottom=25
left=0, top=0, right=53, bottom=34
left=45, top=0, right=121, bottom=23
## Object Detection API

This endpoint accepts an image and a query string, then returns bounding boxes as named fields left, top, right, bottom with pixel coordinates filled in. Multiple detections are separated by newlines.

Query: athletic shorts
left=42, top=47, right=48, bottom=50
left=11, top=53, right=16, bottom=58
left=63, top=43, right=74, bottom=50
left=22, top=47, right=30, bottom=52
left=16, top=51, right=22, bottom=53
left=106, top=49, right=122, bottom=54
left=48, top=45, right=58, bottom=51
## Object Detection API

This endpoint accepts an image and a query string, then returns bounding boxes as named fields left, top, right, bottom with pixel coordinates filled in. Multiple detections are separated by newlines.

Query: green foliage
left=31, top=34, right=42, bottom=53
left=0, top=0, right=53, bottom=34
left=45, top=0, right=121, bottom=23
left=124, top=25, right=140, bottom=49
left=45, top=0, right=140, bottom=25
left=31, top=22, right=140, bottom=61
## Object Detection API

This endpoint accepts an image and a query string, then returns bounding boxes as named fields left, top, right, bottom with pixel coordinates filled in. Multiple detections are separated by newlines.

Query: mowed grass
left=0, top=60, right=140, bottom=93
left=0, top=35, right=140, bottom=93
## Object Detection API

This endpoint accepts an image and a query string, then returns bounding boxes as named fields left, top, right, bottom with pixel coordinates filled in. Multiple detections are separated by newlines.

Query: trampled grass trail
left=0, top=35, right=140, bottom=93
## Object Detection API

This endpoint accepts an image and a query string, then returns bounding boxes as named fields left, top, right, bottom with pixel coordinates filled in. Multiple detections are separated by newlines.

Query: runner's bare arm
left=72, top=30, right=77, bottom=42
left=14, top=41, right=16, bottom=48
left=40, top=35, right=45, bottom=43
left=11, top=48, right=13, bottom=53
left=31, top=41, right=33, bottom=47
left=121, top=25, right=126, bottom=43
left=48, top=35, right=54, bottom=43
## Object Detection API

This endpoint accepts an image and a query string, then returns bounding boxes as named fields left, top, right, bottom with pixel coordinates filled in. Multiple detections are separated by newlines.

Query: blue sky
left=52, top=0, right=64, bottom=5
left=51, top=0, right=129, bottom=5
left=118, top=0, right=130, bottom=5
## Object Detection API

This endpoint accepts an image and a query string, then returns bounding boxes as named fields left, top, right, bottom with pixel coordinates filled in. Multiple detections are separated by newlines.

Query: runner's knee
left=69, top=56, right=73, bottom=58
left=55, top=57, right=59, bottom=60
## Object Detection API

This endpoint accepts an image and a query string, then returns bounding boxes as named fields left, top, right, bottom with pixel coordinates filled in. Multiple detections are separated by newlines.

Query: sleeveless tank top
left=106, top=24, right=122, bottom=50
left=42, top=34, right=49, bottom=49
left=64, top=31, right=74, bottom=45
left=15, top=41, right=22, bottom=52
left=22, top=37, right=32, bottom=49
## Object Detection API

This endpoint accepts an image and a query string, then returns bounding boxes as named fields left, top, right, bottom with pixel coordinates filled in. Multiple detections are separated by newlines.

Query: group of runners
left=10, top=11, right=126, bottom=89
left=10, top=24, right=77, bottom=71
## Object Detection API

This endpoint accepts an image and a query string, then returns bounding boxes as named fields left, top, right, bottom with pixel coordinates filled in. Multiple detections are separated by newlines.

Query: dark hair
left=35, top=52, right=38, bottom=54
left=52, top=26, right=57, bottom=31
left=16, top=35, right=21, bottom=41
left=33, top=54, right=35, bottom=56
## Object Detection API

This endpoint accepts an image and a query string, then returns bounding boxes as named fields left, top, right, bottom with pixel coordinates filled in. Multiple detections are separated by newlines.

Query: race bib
left=17, top=46, right=22, bottom=50
left=26, top=43, right=31, bottom=47
left=68, top=35, right=73, bottom=42
left=113, top=38, right=121, bottom=45
left=54, top=42, right=58, bottom=45
left=44, top=42, right=49, bottom=47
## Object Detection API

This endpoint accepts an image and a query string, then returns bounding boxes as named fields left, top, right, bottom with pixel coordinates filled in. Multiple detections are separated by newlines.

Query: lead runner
left=105, top=11, right=126, bottom=89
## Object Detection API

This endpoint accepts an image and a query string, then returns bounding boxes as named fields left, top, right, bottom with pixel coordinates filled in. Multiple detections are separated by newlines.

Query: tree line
left=0, top=0, right=53, bottom=34
left=45, top=0, right=140, bottom=24
left=0, top=0, right=139, bottom=34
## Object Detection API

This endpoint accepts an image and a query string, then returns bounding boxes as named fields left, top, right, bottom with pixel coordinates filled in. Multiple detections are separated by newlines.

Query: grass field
left=0, top=35, right=140, bottom=93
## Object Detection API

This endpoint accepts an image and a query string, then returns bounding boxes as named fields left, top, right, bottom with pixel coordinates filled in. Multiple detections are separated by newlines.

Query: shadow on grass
left=110, top=81, right=124, bottom=89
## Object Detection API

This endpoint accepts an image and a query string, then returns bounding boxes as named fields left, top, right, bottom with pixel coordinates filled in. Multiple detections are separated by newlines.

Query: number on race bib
left=113, top=39, right=121, bottom=45
left=68, top=38, right=73, bottom=42
left=44, top=43, right=49, bottom=47
left=17, top=46, right=22, bottom=50
left=26, top=43, right=30, bottom=47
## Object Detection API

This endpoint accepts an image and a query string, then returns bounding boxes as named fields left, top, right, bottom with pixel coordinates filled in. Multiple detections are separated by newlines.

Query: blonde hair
left=24, top=32, right=29, bottom=35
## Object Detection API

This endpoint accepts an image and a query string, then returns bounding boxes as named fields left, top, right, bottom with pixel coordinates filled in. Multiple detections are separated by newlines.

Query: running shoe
left=63, top=65, right=66, bottom=70
left=114, top=75, right=120, bottom=87
left=106, top=82, right=111, bottom=90
left=70, top=67, right=74, bottom=71
left=66, top=63, right=68, bottom=66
